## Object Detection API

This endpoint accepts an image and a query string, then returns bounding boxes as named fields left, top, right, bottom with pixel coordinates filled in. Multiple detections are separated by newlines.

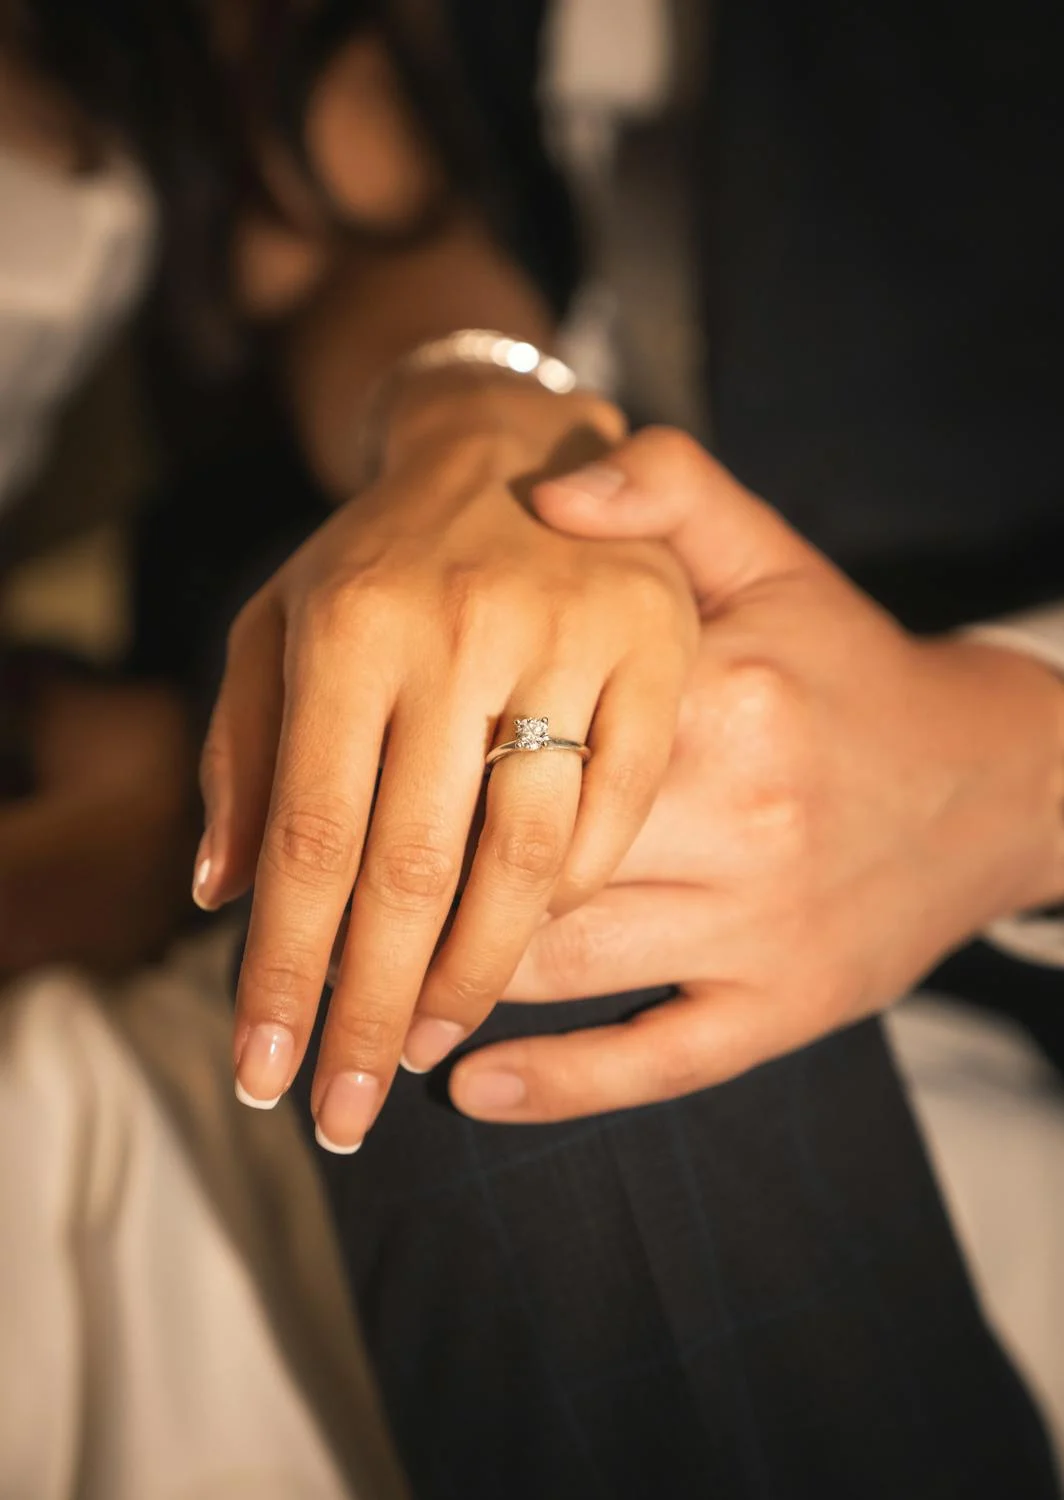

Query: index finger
left=234, top=638, right=390, bottom=1108
left=449, top=984, right=813, bottom=1124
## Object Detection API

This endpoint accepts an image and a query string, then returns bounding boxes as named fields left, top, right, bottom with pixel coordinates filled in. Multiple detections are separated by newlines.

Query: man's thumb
left=531, top=426, right=811, bottom=604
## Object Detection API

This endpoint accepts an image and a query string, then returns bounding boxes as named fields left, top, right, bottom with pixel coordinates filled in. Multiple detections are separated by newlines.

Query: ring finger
left=402, top=675, right=598, bottom=1073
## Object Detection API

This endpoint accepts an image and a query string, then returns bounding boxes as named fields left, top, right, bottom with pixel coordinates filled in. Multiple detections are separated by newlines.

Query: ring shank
left=485, top=738, right=592, bottom=771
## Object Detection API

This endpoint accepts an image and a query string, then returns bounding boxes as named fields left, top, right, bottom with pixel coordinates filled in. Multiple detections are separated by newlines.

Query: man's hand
left=449, top=428, right=1064, bottom=1123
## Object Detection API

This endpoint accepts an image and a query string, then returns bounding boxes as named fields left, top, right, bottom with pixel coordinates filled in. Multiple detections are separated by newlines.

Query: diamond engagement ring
left=485, top=717, right=591, bottom=771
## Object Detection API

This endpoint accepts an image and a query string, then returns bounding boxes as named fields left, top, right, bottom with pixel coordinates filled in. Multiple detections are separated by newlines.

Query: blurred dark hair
left=2, top=0, right=474, bottom=382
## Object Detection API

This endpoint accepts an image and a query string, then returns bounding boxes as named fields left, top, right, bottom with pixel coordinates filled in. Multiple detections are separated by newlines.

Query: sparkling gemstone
left=514, top=716, right=550, bottom=750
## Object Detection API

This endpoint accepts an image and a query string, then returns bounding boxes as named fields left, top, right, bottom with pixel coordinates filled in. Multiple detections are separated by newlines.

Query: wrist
left=920, top=636, right=1064, bottom=920
left=380, top=366, right=628, bottom=485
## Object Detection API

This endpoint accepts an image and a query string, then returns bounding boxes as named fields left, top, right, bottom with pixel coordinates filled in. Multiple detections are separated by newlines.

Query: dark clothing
left=703, top=0, right=1064, bottom=625
left=700, top=0, right=1064, bottom=1078
left=134, top=0, right=1064, bottom=1494
left=294, top=999, right=1059, bottom=1500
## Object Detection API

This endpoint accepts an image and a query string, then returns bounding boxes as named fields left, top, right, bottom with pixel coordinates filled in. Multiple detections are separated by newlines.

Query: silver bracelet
left=355, top=329, right=580, bottom=488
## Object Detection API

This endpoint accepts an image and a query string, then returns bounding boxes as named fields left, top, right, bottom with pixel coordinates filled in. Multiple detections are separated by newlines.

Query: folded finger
left=450, top=981, right=810, bottom=1123
left=501, top=883, right=722, bottom=1002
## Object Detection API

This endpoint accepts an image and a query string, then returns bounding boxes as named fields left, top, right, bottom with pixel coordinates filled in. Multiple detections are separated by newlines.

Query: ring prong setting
left=514, top=716, right=550, bottom=751
left=484, top=717, right=589, bottom=771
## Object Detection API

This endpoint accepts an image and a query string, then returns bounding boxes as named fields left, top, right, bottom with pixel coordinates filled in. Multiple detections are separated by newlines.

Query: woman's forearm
left=284, top=208, right=585, bottom=498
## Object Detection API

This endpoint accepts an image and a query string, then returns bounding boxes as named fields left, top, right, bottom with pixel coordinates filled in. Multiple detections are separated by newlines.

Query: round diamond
left=514, top=716, right=550, bottom=750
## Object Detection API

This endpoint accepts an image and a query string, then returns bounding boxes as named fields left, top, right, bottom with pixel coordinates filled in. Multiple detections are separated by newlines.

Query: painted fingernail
left=191, top=828, right=216, bottom=911
left=314, top=1071, right=381, bottom=1154
left=235, top=1024, right=295, bottom=1109
left=401, top=1017, right=466, bottom=1075
left=559, top=463, right=625, bottom=500
left=457, top=1070, right=527, bottom=1116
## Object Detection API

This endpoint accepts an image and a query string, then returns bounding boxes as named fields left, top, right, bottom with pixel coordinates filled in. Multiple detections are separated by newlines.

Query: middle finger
left=311, top=687, right=491, bottom=1150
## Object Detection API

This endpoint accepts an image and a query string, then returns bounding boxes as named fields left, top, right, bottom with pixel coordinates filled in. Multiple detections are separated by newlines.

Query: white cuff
left=964, top=605, right=1064, bottom=969
left=966, top=604, right=1064, bottom=680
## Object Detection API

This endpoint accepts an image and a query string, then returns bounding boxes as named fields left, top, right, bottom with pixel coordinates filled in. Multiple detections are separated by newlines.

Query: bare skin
left=446, top=431, right=1064, bottom=1122
left=4, top=29, right=1063, bottom=1153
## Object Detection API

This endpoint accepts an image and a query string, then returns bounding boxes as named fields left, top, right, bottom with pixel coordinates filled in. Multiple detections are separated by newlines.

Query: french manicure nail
left=315, top=1071, right=381, bottom=1153
left=235, top=1023, right=295, bottom=1108
left=457, top=1070, right=527, bottom=1116
left=401, top=1017, right=466, bottom=1075
left=315, top=1122, right=362, bottom=1155
left=191, top=829, right=216, bottom=911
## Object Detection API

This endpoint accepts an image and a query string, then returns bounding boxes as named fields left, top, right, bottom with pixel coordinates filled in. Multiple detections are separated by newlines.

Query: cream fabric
left=544, top=0, right=672, bottom=118
left=967, top=607, right=1064, bottom=968
left=3, top=949, right=1060, bottom=1495
left=0, top=932, right=409, bottom=1500
left=889, top=994, right=1064, bottom=1468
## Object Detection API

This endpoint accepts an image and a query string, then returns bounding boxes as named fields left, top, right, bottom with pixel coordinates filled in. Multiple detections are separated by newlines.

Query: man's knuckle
left=748, top=789, right=809, bottom=860
left=717, top=661, right=815, bottom=851
left=728, top=659, right=796, bottom=735
left=722, top=664, right=798, bottom=767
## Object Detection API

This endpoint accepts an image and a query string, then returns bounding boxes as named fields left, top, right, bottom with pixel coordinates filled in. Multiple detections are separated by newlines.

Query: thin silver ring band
left=485, top=716, right=591, bottom=772
left=485, top=738, right=592, bottom=770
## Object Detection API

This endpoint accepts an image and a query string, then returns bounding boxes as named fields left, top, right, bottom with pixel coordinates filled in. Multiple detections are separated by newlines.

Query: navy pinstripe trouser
left=296, top=991, right=1060, bottom=1499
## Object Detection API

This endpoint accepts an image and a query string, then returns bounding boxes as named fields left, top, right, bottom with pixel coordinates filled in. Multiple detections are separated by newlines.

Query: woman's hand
left=445, top=429, right=1064, bottom=1122
left=0, top=674, right=197, bottom=976
left=196, top=387, right=699, bottom=1150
